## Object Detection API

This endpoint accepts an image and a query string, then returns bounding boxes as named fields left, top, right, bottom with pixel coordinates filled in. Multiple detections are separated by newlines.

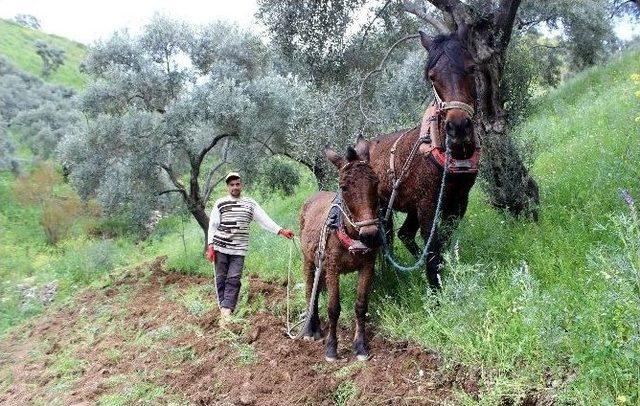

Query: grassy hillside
left=377, top=48, right=640, bottom=404
left=0, top=19, right=87, bottom=89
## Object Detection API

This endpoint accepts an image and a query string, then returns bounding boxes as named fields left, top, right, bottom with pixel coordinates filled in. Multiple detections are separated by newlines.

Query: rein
left=380, top=89, right=479, bottom=273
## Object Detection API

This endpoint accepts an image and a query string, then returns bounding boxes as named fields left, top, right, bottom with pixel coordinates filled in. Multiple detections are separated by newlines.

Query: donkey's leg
left=398, top=209, right=421, bottom=258
left=353, top=261, right=374, bottom=361
left=301, top=259, right=322, bottom=340
left=325, top=267, right=340, bottom=362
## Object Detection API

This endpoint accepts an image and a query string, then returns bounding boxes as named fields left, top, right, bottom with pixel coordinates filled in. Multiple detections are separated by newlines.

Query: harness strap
left=432, top=85, right=475, bottom=116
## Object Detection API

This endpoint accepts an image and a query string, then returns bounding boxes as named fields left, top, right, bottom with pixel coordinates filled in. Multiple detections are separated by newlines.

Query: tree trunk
left=470, top=21, right=540, bottom=219
left=186, top=196, right=210, bottom=250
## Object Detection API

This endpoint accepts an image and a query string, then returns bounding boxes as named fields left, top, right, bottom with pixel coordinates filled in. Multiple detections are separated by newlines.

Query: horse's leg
left=417, top=203, right=443, bottom=290
left=398, top=209, right=420, bottom=258
left=324, top=264, right=340, bottom=362
left=301, top=259, right=322, bottom=340
left=353, top=261, right=374, bottom=361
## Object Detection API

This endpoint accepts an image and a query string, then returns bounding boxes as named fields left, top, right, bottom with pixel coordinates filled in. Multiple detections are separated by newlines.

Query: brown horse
left=299, top=140, right=379, bottom=361
left=367, top=25, right=479, bottom=289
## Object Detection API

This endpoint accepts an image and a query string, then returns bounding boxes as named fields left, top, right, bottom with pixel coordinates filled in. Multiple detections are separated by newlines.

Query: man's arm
left=252, top=200, right=295, bottom=239
left=252, top=200, right=282, bottom=234
left=207, top=202, right=221, bottom=245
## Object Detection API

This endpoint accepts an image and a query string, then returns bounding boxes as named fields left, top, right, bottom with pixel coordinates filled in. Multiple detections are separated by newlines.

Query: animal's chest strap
left=336, top=228, right=371, bottom=254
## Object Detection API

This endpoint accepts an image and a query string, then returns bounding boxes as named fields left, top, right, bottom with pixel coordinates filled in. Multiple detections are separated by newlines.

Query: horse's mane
left=426, top=34, right=468, bottom=75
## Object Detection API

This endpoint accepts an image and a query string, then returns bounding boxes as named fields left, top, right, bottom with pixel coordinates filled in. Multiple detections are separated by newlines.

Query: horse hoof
left=325, top=356, right=338, bottom=362
left=356, top=354, right=370, bottom=362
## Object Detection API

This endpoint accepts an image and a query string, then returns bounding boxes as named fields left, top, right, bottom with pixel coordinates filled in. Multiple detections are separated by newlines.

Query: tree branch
left=159, top=164, right=187, bottom=199
left=158, top=188, right=186, bottom=197
left=495, top=0, right=522, bottom=51
left=196, top=133, right=238, bottom=167
left=402, top=0, right=449, bottom=34
left=357, top=33, right=420, bottom=125
left=203, top=138, right=232, bottom=204
left=360, top=0, right=394, bottom=46
left=426, top=0, right=473, bottom=25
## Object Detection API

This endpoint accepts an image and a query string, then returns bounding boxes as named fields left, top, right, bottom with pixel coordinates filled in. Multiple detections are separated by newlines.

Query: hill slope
left=0, top=19, right=87, bottom=89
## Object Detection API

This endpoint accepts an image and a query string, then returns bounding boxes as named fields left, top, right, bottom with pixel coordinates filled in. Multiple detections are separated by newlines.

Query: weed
left=333, top=380, right=359, bottom=406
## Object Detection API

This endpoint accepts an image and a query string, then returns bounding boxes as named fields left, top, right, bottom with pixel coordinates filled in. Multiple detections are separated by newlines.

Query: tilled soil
left=0, top=257, right=479, bottom=405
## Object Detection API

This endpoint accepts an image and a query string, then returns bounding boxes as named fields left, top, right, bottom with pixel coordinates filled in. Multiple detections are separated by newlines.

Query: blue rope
left=379, top=145, right=450, bottom=273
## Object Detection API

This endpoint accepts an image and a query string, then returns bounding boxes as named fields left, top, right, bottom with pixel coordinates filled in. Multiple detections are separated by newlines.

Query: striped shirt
left=207, top=195, right=282, bottom=256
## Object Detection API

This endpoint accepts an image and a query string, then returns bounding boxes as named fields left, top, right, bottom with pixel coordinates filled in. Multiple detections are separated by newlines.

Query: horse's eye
left=340, top=185, right=348, bottom=192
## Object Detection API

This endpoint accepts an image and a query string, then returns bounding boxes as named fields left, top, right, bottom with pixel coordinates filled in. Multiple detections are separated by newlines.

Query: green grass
left=0, top=18, right=87, bottom=89
left=0, top=170, right=146, bottom=336
left=375, top=49, right=640, bottom=404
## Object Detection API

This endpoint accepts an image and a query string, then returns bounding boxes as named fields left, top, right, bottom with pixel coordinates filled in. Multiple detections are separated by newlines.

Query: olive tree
left=59, top=15, right=318, bottom=241
left=0, top=57, right=81, bottom=167
left=34, top=40, right=66, bottom=77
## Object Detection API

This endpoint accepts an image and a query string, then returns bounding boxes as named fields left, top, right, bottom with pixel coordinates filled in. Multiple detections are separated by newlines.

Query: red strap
left=430, top=148, right=481, bottom=174
left=336, top=229, right=355, bottom=250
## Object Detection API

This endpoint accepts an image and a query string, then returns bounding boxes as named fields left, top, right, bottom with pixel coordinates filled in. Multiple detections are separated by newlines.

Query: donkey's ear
left=456, top=23, right=469, bottom=44
left=325, top=145, right=345, bottom=169
left=346, top=146, right=359, bottom=162
left=419, top=30, right=432, bottom=50
left=354, top=135, right=370, bottom=162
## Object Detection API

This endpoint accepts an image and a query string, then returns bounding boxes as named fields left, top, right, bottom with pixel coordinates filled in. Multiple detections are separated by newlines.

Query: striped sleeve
left=207, top=199, right=221, bottom=245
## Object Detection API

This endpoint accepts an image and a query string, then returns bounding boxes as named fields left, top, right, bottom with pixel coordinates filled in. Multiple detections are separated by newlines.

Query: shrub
left=41, top=196, right=81, bottom=245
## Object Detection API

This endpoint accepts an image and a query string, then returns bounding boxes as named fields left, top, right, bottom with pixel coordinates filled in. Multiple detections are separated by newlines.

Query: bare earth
left=0, top=257, right=480, bottom=405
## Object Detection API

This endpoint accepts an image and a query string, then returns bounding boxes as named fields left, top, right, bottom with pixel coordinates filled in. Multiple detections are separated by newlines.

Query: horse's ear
left=346, top=146, right=359, bottom=162
left=419, top=30, right=432, bottom=50
left=456, top=23, right=469, bottom=44
left=354, top=135, right=370, bottom=162
left=325, top=145, right=345, bottom=169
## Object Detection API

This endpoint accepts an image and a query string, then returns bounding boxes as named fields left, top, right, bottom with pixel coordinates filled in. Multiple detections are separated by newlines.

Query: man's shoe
left=219, top=307, right=232, bottom=328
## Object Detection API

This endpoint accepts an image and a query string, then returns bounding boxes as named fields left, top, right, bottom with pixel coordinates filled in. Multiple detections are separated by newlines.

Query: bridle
left=431, top=84, right=475, bottom=118
left=335, top=161, right=380, bottom=231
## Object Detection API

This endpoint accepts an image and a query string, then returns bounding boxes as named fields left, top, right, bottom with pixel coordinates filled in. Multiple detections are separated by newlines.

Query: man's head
left=225, top=172, right=242, bottom=198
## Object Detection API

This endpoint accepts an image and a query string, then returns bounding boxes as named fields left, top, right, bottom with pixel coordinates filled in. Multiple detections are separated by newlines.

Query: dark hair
left=426, top=34, right=468, bottom=75
left=226, top=176, right=240, bottom=185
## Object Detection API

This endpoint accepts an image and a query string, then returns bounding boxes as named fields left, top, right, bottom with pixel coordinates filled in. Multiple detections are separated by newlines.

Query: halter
left=329, top=166, right=380, bottom=254
left=431, top=85, right=475, bottom=117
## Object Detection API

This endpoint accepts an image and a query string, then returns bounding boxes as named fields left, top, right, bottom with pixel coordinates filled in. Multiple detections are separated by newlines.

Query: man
left=205, top=171, right=294, bottom=323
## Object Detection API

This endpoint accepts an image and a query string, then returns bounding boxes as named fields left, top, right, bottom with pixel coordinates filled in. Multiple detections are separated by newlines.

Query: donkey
left=299, top=140, right=380, bottom=361
left=367, top=25, right=479, bottom=289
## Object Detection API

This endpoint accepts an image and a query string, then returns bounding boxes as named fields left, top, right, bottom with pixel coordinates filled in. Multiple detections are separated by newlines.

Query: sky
left=0, top=0, right=638, bottom=45
left=0, top=0, right=261, bottom=44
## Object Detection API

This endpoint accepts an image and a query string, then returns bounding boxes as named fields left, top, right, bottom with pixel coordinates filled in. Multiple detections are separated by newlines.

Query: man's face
left=227, top=179, right=242, bottom=197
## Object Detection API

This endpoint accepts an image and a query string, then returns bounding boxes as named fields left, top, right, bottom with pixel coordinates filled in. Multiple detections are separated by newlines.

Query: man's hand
left=278, top=229, right=295, bottom=239
left=205, top=244, right=216, bottom=262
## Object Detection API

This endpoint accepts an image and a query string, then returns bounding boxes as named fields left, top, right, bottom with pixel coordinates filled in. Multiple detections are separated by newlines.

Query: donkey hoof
left=325, top=356, right=338, bottom=362
left=356, top=354, right=370, bottom=362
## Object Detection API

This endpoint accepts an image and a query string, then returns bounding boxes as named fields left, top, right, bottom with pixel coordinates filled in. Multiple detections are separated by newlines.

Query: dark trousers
left=214, top=251, right=245, bottom=311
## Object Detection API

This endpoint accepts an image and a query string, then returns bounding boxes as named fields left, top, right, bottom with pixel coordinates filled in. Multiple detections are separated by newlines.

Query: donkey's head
left=325, top=137, right=379, bottom=248
left=420, top=25, right=477, bottom=158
